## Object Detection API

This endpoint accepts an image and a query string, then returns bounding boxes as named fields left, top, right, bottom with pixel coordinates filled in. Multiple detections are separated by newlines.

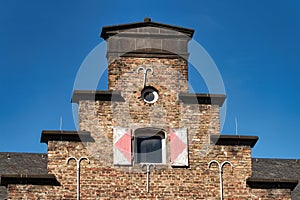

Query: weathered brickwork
left=4, top=20, right=294, bottom=199
left=6, top=56, right=293, bottom=200
left=250, top=188, right=291, bottom=200
left=7, top=144, right=252, bottom=199
left=7, top=141, right=290, bottom=199
left=108, top=57, right=188, bottom=92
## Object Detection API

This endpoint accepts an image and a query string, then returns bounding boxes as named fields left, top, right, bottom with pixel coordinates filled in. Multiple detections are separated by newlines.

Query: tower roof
left=100, top=17, right=194, bottom=40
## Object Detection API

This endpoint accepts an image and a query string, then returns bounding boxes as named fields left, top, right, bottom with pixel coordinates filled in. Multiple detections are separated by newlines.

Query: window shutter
left=170, top=128, right=188, bottom=167
left=113, top=127, right=132, bottom=165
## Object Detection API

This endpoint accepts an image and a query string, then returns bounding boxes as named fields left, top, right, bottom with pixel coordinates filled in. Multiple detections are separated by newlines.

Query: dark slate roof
left=0, top=152, right=47, bottom=199
left=252, top=158, right=300, bottom=200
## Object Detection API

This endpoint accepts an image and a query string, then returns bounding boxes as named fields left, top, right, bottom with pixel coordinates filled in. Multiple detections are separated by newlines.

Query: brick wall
left=5, top=56, right=293, bottom=199
left=7, top=141, right=289, bottom=199
left=60, top=56, right=289, bottom=199
left=108, top=57, right=188, bottom=92
left=250, top=188, right=291, bottom=199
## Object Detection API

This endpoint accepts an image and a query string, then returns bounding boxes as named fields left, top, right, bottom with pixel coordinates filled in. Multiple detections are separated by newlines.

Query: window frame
left=133, top=128, right=166, bottom=165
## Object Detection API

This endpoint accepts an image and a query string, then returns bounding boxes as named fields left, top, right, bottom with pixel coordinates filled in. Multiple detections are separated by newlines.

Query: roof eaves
left=0, top=174, right=60, bottom=187
left=71, top=90, right=125, bottom=104
left=101, top=21, right=194, bottom=40
left=179, top=93, right=226, bottom=106
left=247, top=178, right=298, bottom=190
left=211, top=135, right=259, bottom=148
left=40, top=130, right=95, bottom=144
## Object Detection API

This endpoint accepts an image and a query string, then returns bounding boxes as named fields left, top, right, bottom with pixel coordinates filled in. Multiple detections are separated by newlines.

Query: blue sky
left=0, top=0, right=299, bottom=158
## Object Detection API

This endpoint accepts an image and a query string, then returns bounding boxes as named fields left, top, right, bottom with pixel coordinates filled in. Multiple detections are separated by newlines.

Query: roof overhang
left=71, top=90, right=125, bottom=104
left=40, top=130, right=94, bottom=144
left=101, top=20, right=194, bottom=40
left=247, top=178, right=298, bottom=190
left=179, top=93, right=226, bottom=106
left=211, top=135, right=259, bottom=148
left=0, top=174, right=60, bottom=187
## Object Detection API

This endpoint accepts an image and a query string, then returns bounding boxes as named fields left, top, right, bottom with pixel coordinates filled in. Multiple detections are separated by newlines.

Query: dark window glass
left=144, top=91, right=155, bottom=101
left=136, top=136, right=162, bottom=163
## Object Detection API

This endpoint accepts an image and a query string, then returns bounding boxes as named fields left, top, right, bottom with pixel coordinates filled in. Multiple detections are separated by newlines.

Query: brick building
left=0, top=18, right=299, bottom=199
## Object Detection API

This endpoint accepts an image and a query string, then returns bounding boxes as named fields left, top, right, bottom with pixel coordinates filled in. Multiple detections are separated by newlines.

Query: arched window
left=134, top=128, right=166, bottom=164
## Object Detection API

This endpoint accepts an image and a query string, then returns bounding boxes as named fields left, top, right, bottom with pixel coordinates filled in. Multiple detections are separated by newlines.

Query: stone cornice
left=247, top=178, right=298, bottom=190
left=71, top=90, right=125, bottom=103
left=40, top=130, right=94, bottom=144
left=178, top=93, right=226, bottom=106
left=211, top=135, right=259, bottom=148
left=0, top=174, right=60, bottom=187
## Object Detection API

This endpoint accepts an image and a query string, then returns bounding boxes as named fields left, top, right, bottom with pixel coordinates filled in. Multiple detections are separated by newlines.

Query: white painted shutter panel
left=170, top=128, right=188, bottom=166
left=113, top=127, right=132, bottom=165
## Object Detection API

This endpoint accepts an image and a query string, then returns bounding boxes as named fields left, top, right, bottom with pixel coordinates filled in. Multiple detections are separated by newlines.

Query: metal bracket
left=208, top=160, right=233, bottom=200
left=141, top=163, right=156, bottom=192
left=137, top=66, right=153, bottom=87
left=66, top=157, right=90, bottom=200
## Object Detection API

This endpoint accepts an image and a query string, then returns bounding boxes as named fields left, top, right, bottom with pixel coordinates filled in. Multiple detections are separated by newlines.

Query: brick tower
left=1, top=18, right=297, bottom=199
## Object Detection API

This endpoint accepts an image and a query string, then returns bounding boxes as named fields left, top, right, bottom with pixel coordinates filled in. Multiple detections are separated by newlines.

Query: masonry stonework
left=2, top=19, right=297, bottom=200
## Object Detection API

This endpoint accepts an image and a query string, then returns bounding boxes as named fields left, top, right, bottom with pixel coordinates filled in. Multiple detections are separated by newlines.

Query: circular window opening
left=141, top=87, right=159, bottom=104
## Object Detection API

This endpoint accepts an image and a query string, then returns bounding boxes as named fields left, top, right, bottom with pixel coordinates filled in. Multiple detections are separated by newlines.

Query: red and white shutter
left=170, top=128, right=188, bottom=167
left=113, top=127, right=132, bottom=165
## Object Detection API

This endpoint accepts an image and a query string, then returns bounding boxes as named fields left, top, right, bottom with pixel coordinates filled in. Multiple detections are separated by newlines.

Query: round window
left=141, top=87, right=159, bottom=104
